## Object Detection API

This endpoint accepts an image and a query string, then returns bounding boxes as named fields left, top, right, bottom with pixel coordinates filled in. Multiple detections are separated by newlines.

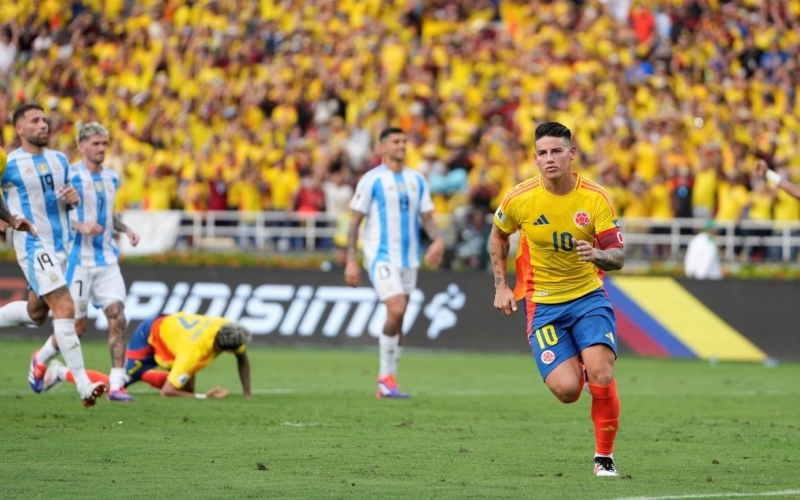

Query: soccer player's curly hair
left=216, top=322, right=252, bottom=350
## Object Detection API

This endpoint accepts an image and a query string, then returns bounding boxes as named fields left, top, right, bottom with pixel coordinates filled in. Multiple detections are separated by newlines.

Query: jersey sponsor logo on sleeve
left=176, top=373, right=190, bottom=387
left=613, top=218, right=621, bottom=228
left=573, top=210, right=591, bottom=228
left=495, top=208, right=506, bottom=224
left=540, top=350, right=555, bottom=365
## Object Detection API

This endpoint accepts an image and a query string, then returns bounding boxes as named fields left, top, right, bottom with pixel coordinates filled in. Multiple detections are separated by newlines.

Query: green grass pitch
left=1, top=338, right=799, bottom=500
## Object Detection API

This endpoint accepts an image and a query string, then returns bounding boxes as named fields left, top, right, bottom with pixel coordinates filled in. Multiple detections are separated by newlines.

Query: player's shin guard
left=589, top=379, right=620, bottom=456
left=53, top=319, right=92, bottom=388
left=0, top=300, right=33, bottom=327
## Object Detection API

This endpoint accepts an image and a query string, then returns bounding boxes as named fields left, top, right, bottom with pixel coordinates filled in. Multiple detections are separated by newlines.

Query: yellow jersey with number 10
left=494, top=174, right=623, bottom=305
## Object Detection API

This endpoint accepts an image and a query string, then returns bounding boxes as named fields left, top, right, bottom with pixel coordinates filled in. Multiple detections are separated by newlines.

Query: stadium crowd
left=1, top=0, right=800, bottom=264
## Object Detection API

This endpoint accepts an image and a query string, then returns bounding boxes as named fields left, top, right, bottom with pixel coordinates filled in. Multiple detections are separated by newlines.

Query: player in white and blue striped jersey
left=345, top=127, right=445, bottom=399
left=0, top=104, right=105, bottom=407
left=65, top=122, right=140, bottom=402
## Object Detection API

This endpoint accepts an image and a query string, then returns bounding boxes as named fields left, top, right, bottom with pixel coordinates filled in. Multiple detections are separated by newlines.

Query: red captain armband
left=596, top=227, right=624, bottom=250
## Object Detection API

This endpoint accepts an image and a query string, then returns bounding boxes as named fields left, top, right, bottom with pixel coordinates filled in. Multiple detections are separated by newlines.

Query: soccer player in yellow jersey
left=490, top=122, right=625, bottom=477
left=45, top=312, right=252, bottom=400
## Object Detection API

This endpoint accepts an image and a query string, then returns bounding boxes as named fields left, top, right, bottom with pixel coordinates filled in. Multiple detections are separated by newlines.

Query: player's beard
left=28, top=134, right=49, bottom=148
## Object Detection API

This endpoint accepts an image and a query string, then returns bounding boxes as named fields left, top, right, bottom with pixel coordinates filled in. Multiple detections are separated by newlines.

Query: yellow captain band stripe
left=612, top=277, right=767, bottom=362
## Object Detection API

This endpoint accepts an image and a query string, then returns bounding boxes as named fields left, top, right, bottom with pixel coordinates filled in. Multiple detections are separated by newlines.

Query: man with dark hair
left=44, top=313, right=252, bottom=400
left=345, top=127, right=445, bottom=398
left=490, top=121, right=625, bottom=476
left=0, top=104, right=106, bottom=407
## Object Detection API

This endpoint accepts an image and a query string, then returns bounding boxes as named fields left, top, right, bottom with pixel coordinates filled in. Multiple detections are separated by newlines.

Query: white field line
left=609, top=489, right=800, bottom=500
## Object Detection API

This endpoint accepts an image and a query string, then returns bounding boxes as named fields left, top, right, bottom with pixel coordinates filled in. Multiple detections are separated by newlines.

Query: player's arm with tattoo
left=112, top=214, right=128, bottom=232
left=421, top=212, right=445, bottom=267
left=574, top=238, right=625, bottom=271
left=0, top=196, right=36, bottom=235
left=489, top=225, right=511, bottom=288
left=0, top=196, right=15, bottom=225
left=113, top=213, right=139, bottom=245
left=490, top=225, right=517, bottom=316
left=590, top=247, right=625, bottom=271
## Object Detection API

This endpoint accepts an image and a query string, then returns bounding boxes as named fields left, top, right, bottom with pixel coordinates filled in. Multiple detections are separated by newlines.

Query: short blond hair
left=77, top=122, right=109, bottom=143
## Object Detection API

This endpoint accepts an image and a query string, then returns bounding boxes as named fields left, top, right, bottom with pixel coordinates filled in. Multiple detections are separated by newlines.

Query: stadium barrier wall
left=0, top=263, right=797, bottom=361
left=0, top=263, right=530, bottom=353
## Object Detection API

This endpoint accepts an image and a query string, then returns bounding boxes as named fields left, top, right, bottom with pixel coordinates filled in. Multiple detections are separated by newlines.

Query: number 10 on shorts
left=533, top=324, right=559, bottom=349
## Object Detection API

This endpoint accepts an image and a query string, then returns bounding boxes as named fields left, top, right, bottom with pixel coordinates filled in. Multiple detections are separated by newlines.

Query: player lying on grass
left=43, top=312, right=252, bottom=399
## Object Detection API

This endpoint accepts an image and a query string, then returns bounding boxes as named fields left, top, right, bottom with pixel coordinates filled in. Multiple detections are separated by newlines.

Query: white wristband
left=194, top=393, right=207, bottom=400
left=765, top=169, right=782, bottom=186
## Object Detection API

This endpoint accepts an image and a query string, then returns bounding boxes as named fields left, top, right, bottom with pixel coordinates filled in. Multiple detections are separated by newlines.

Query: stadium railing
left=4, top=211, right=797, bottom=262
left=156, top=211, right=800, bottom=263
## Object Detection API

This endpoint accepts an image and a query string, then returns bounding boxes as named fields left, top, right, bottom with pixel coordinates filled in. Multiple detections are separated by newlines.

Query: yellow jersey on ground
left=149, top=312, right=245, bottom=388
left=494, top=174, right=623, bottom=304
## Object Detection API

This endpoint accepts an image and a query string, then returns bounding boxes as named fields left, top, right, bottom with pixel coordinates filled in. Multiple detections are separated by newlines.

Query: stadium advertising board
left=0, top=263, right=530, bottom=353
left=1, top=263, right=797, bottom=360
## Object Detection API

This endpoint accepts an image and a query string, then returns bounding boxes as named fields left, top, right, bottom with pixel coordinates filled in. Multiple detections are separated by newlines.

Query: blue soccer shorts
left=124, top=316, right=161, bottom=385
left=525, top=288, right=618, bottom=381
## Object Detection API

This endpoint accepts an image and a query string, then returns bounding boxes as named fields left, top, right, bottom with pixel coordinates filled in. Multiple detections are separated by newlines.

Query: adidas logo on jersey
left=533, top=214, right=550, bottom=226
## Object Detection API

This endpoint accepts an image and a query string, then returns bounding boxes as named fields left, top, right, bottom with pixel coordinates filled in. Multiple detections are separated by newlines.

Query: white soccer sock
left=0, top=301, right=33, bottom=327
left=52, top=319, right=92, bottom=389
left=379, top=333, right=400, bottom=378
left=35, top=336, right=59, bottom=365
left=394, top=336, right=403, bottom=377
left=109, top=368, right=127, bottom=392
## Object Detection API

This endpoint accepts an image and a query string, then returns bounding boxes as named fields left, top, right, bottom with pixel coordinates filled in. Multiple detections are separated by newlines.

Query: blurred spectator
left=292, top=168, right=327, bottom=250
left=684, top=221, right=722, bottom=280
left=323, top=160, right=354, bottom=263
left=0, top=0, right=799, bottom=258
left=0, top=25, right=19, bottom=73
left=230, top=160, right=269, bottom=250
left=454, top=206, right=491, bottom=271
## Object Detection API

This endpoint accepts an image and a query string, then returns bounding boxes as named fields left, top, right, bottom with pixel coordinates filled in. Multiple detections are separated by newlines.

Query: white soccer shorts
left=17, top=248, right=69, bottom=297
left=69, top=264, right=127, bottom=318
left=370, top=263, right=417, bottom=301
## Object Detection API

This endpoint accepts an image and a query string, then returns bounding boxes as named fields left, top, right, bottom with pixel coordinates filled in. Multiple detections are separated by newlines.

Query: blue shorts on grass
left=123, top=316, right=161, bottom=385
left=525, top=288, right=618, bottom=381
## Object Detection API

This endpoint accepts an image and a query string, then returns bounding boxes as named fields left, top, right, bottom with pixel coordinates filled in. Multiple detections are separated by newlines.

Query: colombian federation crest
left=573, top=210, right=590, bottom=228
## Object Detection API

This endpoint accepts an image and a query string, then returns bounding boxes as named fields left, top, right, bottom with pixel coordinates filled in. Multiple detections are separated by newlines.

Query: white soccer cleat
left=594, top=456, right=619, bottom=477
left=79, top=381, right=106, bottom=408
left=42, top=360, right=65, bottom=392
